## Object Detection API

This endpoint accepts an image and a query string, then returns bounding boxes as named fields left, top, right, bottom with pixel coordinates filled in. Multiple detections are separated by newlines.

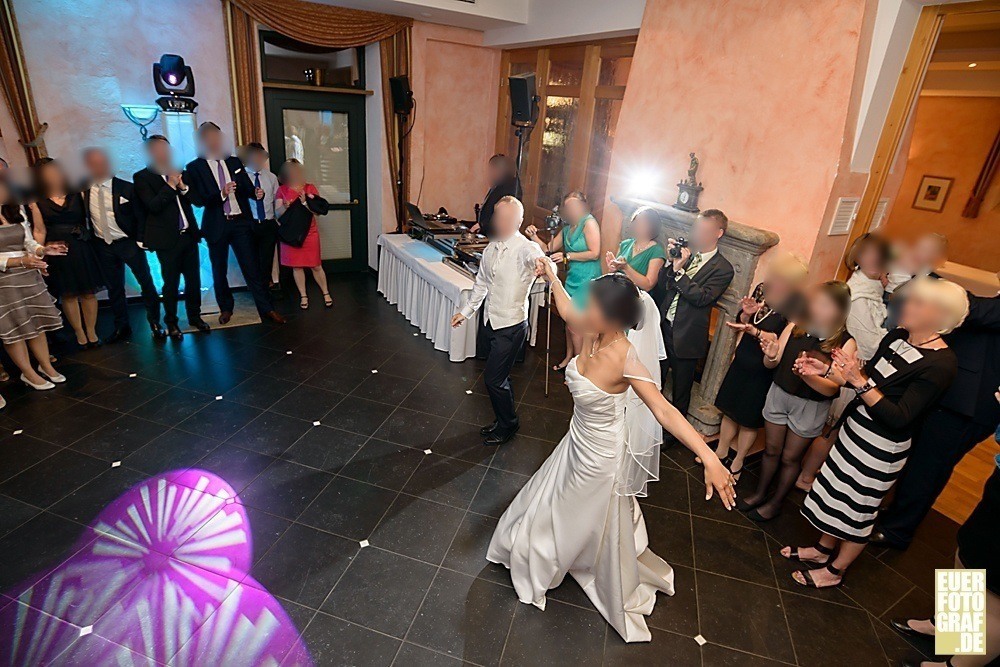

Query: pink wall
left=409, top=23, right=501, bottom=221
left=11, top=0, right=235, bottom=177
left=602, top=0, right=867, bottom=266
left=883, top=96, right=1000, bottom=273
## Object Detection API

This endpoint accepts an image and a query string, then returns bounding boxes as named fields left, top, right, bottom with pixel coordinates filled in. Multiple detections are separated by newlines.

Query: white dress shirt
left=208, top=158, right=243, bottom=216
left=461, top=231, right=544, bottom=329
left=0, top=221, right=44, bottom=272
left=88, top=179, right=128, bottom=243
left=162, top=174, right=192, bottom=231
left=245, top=168, right=279, bottom=221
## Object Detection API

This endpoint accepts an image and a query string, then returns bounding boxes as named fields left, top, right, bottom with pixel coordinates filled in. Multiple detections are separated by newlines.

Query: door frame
left=837, top=0, right=1000, bottom=279
left=263, top=88, right=369, bottom=273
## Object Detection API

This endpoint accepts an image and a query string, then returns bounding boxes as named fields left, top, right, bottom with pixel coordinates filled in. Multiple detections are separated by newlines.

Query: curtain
left=380, top=30, right=410, bottom=232
left=961, top=128, right=1000, bottom=219
left=0, top=0, right=45, bottom=163
left=222, top=0, right=412, bottom=224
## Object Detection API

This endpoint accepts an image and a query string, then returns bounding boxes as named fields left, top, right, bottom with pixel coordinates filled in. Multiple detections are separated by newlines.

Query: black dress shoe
left=190, top=319, right=211, bottom=333
left=219, top=311, right=232, bottom=325
left=890, top=618, right=934, bottom=640
left=167, top=325, right=183, bottom=340
left=868, top=531, right=907, bottom=550
left=103, top=327, right=132, bottom=345
left=150, top=323, right=167, bottom=340
left=480, top=421, right=499, bottom=436
left=483, top=425, right=518, bottom=446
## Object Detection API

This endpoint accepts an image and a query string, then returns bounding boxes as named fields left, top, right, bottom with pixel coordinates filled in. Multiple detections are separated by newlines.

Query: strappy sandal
left=793, top=563, right=843, bottom=588
left=299, top=296, right=309, bottom=310
left=780, top=542, right=834, bottom=567
left=322, top=292, right=333, bottom=308
left=730, top=464, right=743, bottom=482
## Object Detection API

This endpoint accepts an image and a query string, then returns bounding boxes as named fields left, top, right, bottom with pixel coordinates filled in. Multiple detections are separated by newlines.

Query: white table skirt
left=377, top=234, right=544, bottom=362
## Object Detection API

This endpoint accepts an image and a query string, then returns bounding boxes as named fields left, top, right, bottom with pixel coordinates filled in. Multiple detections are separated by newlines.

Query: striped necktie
left=666, top=253, right=704, bottom=322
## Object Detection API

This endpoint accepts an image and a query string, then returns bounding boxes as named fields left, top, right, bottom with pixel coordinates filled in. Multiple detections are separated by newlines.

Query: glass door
left=263, top=90, right=368, bottom=272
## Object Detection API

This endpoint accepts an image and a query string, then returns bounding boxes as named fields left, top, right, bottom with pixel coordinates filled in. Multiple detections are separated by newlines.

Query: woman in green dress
left=526, top=191, right=601, bottom=370
left=606, top=206, right=666, bottom=292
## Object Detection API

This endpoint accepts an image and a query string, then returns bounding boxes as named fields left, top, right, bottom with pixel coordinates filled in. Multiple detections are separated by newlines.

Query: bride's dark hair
left=590, top=273, right=643, bottom=330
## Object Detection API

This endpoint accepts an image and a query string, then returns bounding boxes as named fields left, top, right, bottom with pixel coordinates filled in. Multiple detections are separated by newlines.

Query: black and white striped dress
left=801, top=329, right=957, bottom=543
left=0, top=222, right=63, bottom=343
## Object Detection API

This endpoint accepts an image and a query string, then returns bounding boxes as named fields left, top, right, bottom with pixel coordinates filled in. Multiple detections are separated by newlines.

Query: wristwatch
left=854, top=378, right=876, bottom=396
left=673, top=269, right=685, bottom=280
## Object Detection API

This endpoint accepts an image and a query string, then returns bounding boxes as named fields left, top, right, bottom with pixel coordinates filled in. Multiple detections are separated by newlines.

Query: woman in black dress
left=29, top=158, right=105, bottom=347
left=712, top=255, right=807, bottom=479
left=782, top=277, right=965, bottom=588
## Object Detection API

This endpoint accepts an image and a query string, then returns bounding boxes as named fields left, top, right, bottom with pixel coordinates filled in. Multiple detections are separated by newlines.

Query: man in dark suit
left=470, top=154, right=521, bottom=239
left=871, top=292, right=1000, bottom=550
left=82, top=147, right=165, bottom=343
left=657, top=209, right=735, bottom=444
left=184, top=123, right=284, bottom=325
left=133, top=135, right=209, bottom=340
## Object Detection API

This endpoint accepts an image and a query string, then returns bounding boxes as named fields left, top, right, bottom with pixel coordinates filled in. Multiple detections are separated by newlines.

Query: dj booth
left=377, top=234, right=543, bottom=362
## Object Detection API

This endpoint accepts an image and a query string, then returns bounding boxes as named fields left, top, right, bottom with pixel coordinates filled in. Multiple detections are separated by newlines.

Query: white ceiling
left=924, top=13, right=1000, bottom=98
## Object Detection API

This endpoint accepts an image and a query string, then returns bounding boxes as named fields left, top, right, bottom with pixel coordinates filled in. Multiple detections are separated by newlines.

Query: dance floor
left=0, top=273, right=955, bottom=666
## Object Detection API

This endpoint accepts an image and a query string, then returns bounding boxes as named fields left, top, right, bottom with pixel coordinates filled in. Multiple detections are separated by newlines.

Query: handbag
left=277, top=199, right=313, bottom=248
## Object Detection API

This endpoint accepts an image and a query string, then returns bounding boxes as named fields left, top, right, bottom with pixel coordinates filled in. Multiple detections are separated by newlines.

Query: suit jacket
left=132, top=167, right=201, bottom=251
left=185, top=156, right=255, bottom=244
left=657, top=250, right=735, bottom=359
left=938, top=294, right=1000, bottom=426
left=478, top=176, right=521, bottom=239
left=82, top=177, right=139, bottom=240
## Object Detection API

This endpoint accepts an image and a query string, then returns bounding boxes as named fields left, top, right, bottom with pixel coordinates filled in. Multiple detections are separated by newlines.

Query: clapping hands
left=739, top=296, right=762, bottom=316
left=831, top=347, right=864, bottom=386
left=605, top=251, right=625, bottom=273
left=792, top=352, right=828, bottom=377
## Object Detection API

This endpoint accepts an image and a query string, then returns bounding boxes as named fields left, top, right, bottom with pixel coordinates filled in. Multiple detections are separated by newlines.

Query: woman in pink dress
left=275, top=159, right=332, bottom=309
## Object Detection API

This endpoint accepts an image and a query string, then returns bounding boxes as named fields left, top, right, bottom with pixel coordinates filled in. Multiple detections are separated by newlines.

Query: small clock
left=678, top=190, right=690, bottom=205
left=673, top=181, right=703, bottom=213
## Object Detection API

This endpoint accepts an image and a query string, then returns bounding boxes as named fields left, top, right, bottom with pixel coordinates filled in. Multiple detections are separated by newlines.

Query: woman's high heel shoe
left=300, top=296, right=309, bottom=310
left=322, top=292, right=333, bottom=308
left=21, top=373, right=55, bottom=391
left=37, top=367, right=66, bottom=384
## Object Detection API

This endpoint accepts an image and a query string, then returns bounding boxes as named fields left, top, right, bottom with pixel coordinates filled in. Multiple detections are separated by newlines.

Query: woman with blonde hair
left=712, top=253, right=808, bottom=479
left=782, top=277, right=964, bottom=587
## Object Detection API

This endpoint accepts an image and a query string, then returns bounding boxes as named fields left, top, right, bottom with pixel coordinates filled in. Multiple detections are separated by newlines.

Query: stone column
left=612, top=196, right=779, bottom=435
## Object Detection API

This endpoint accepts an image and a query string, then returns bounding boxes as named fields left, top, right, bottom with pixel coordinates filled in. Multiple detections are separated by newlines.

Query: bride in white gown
left=488, top=259, right=736, bottom=643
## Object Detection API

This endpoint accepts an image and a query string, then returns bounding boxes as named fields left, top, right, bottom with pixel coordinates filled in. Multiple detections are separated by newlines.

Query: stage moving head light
left=153, top=54, right=198, bottom=112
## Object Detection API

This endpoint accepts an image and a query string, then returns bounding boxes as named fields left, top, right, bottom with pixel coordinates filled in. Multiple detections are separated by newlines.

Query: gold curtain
left=0, top=0, right=45, bottom=163
left=222, top=0, right=412, bottom=223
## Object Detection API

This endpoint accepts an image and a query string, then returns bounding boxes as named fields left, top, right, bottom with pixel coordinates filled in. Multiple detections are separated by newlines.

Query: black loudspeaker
left=389, top=76, right=414, bottom=115
left=509, top=72, right=538, bottom=126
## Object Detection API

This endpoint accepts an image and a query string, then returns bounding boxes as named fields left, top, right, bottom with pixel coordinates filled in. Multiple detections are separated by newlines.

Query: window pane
left=536, top=96, right=579, bottom=211
left=598, top=56, right=632, bottom=87
left=548, top=60, right=583, bottom=86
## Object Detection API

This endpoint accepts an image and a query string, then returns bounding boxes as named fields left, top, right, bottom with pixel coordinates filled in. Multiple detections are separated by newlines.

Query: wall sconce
left=121, top=104, right=160, bottom=140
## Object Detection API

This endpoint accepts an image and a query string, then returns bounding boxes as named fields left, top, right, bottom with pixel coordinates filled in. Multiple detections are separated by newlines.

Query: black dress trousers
left=483, top=319, right=529, bottom=431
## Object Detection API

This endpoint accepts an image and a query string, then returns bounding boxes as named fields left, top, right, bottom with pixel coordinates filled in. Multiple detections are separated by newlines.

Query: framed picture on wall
left=912, top=175, right=954, bottom=213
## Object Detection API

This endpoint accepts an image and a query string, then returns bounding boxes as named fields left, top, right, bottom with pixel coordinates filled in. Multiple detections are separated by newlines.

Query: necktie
left=216, top=160, right=231, bottom=215
left=253, top=172, right=265, bottom=220
left=96, top=184, right=111, bottom=243
left=666, top=253, right=704, bottom=322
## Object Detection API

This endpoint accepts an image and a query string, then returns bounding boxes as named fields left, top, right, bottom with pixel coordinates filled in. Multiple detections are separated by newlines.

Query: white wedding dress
left=487, top=295, right=674, bottom=643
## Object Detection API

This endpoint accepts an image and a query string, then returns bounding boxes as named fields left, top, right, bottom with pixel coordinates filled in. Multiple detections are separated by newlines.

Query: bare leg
left=742, top=420, right=786, bottom=508
left=715, top=415, right=737, bottom=458
left=61, top=295, right=86, bottom=345
left=80, top=293, right=99, bottom=343
left=753, top=430, right=813, bottom=520
left=293, top=268, right=307, bottom=307
left=798, top=430, right=837, bottom=491
left=26, top=335, right=57, bottom=377
left=4, top=340, right=47, bottom=385
left=729, top=426, right=760, bottom=478
left=792, top=538, right=863, bottom=587
left=309, top=266, right=331, bottom=305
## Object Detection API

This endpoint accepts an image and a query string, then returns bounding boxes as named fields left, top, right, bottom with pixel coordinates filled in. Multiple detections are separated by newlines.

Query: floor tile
left=128, top=386, right=215, bottom=426
left=700, top=643, right=792, bottom=666
left=225, top=374, right=299, bottom=410
left=370, top=495, right=465, bottom=564
left=642, top=505, right=694, bottom=569
left=469, top=468, right=529, bottom=519
left=339, top=438, right=424, bottom=491
left=350, top=372, right=418, bottom=406
left=270, top=385, right=345, bottom=422
left=442, top=512, right=510, bottom=586
left=48, top=465, right=149, bottom=526
left=0, top=512, right=92, bottom=595
left=304, top=362, right=372, bottom=395
left=226, top=411, right=313, bottom=457
left=121, top=428, right=220, bottom=477
left=85, top=376, right=170, bottom=413
left=240, top=458, right=334, bottom=521
left=646, top=563, right=699, bottom=637
left=372, top=408, right=448, bottom=449
left=393, top=642, right=466, bottom=666
left=515, top=405, right=570, bottom=443
left=693, top=516, right=775, bottom=586
left=177, top=443, right=275, bottom=495
left=431, top=420, right=497, bottom=465
left=0, top=448, right=107, bottom=508
left=321, top=547, right=437, bottom=638
left=604, top=625, right=701, bottom=665
left=251, top=523, right=357, bottom=609
left=695, top=572, right=795, bottom=663
left=407, top=570, right=516, bottom=666
left=297, top=611, right=401, bottom=666
left=68, top=414, right=169, bottom=461
left=281, top=425, right=367, bottom=473
left=259, top=353, right=330, bottom=383
left=642, top=464, right=692, bottom=513
left=401, top=454, right=488, bottom=510
left=400, top=379, right=466, bottom=419
left=324, top=396, right=396, bottom=436
left=0, top=433, right=61, bottom=484
left=177, top=399, right=262, bottom=441
left=782, top=592, right=887, bottom=667
left=489, top=434, right=556, bottom=477
left=501, top=599, right=606, bottom=667
left=178, top=364, right=257, bottom=395
left=24, top=401, right=120, bottom=446
left=297, top=476, right=398, bottom=540
left=0, top=494, right=41, bottom=539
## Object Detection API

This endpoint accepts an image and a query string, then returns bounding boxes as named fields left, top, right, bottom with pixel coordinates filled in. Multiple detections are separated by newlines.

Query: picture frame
left=912, top=175, right=954, bottom=213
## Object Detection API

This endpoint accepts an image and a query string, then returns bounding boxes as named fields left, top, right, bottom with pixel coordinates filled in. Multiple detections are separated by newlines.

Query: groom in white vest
left=452, top=196, right=544, bottom=445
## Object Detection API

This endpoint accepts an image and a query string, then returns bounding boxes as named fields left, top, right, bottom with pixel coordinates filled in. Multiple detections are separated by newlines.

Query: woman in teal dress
left=606, top=206, right=666, bottom=292
left=526, top=191, right=601, bottom=370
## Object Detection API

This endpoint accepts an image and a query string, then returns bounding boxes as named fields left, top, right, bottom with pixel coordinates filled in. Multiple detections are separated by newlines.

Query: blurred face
left=200, top=129, right=225, bottom=157
left=40, top=163, right=67, bottom=193
left=561, top=197, right=587, bottom=223
left=898, top=291, right=946, bottom=334
left=488, top=161, right=507, bottom=185
left=492, top=200, right=522, bottom=239
left=763, top=272, right=795, bottom=307
left=855, top=242, right=885, bottom=276
left=284, top=162, right=304, bottom=186
left=633, top=213, right=656, bottom=242
left=807, top=288, right=842, bottom=332
left=147, top=140, right=173, bottom=169
left=912, top=235, right=947, bottom=270
left=246, top=150, right=266, bottom=171
left=691, top=215, right=723, bottom=252
left=84, top=150, right=112, bottom=180
left=582, top=298, right=614, bottom=334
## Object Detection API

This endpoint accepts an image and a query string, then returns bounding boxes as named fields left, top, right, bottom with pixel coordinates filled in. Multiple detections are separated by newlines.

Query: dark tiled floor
left=0, top=274, right=954, bottom=666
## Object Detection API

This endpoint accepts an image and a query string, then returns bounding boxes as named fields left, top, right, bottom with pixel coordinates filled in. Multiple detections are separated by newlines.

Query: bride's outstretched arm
left=627, top=377, right=737, bottom=509
left=536, top=256, right=586, bottom=332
